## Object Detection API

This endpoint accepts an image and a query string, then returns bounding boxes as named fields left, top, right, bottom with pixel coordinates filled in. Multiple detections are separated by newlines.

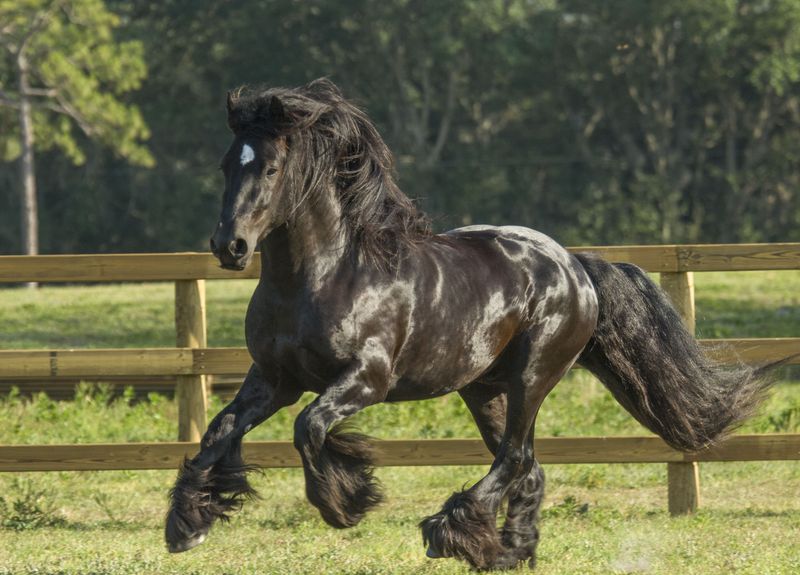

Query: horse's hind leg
left=502, top=457, right=546, bottom=568
left=455, top=382, right=545, bottom=568
left=421, top=336, right=579, bottom=571
left=165, top=364, right=301, bottom=553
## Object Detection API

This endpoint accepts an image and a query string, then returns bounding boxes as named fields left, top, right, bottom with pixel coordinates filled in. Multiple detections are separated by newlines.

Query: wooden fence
left=0, top=243, right=798, bottom=517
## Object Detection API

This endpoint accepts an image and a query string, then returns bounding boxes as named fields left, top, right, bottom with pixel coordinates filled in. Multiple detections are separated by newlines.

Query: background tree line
left=1, top=0, right=799, bottom=255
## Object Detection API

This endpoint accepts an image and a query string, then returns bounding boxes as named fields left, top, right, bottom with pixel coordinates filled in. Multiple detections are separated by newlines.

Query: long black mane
left=227, top=78, right=432, bottom=265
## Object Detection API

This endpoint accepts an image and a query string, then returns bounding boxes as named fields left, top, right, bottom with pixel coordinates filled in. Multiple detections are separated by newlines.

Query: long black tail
left=574, top=252, right=773, bottom=452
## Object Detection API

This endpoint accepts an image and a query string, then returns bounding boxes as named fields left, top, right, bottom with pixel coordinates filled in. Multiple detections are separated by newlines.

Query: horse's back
left=445, top=225, right=575, bottom=269
left=439, top=225, right=595, bottom=313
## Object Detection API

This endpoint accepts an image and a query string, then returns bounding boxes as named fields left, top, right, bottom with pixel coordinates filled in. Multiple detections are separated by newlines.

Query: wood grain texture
left=0, top=349, right=194, bottom=378
left=676, top=243, right=800, bottom=271
left=668, top=462, right=700, bottom=515
left=175, top=280, right=207, bottom=349
left=700, top=338, right=800, bottom=364
left=1, top=339, right=796, bottom=380
left=661, top=271, right=701, bottom=514
left=192, top=347, right=252, bottom=375
left=660, top=272, right=696, bottom=333
left=1, top=434, right=797, bottom=472
left=0, top=253, right=256, bottom=282
left=0, top=243, right=796, bottom=282
left=175, top=280, right=208, bottom=442
left=567, top=245, right=680, bottom=271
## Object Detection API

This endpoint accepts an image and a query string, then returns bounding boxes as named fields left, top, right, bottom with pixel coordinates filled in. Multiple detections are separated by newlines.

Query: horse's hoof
left=167, top=531, right=206, bottom=553
left=426, top=546, right=444, bottom=559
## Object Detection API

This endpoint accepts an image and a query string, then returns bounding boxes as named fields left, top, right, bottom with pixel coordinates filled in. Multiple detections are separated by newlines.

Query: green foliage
left=540, top=494, right=590, bottom=519
left=0, top=478, right=65, bottom=531
left=545, top=0, right=800, bottom=243
left=0, top=0, right=152, bottom=166
left=2, top=1, right=800, bottom=253
left=0, top=382, right=178, bottom=444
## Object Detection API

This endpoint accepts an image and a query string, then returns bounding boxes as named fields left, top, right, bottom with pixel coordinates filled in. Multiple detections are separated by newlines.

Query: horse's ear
left=269, top=95, right=285, bottom=120
left=226, top=90, right=243, bottom=132
left=265, top=95, right=294, bottom=133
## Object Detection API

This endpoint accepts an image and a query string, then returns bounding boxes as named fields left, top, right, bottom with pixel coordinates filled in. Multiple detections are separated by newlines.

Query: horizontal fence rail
left=2, top=434, right=798, bottom=473
left=0, top=243, right=798, bottom=283
left=0, top=338, right=798, bottom=379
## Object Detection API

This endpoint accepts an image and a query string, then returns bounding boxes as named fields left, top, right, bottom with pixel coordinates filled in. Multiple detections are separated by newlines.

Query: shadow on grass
left=694, top=507, right=800, bottom=520
left=0, top=518, right=156, bottom=533
left=256, top=498, right=321, bottom=530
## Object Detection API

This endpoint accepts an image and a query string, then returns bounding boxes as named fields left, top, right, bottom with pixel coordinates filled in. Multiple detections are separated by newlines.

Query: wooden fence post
left=175, top=280, right=208, bottom=442
left=660, top=271, right=701, bottom=515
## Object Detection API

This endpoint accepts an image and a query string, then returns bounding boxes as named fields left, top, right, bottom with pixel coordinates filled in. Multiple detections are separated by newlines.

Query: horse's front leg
left=293, top=355, right=389, bottom=529
left=165, top=364, right=301, bottom=553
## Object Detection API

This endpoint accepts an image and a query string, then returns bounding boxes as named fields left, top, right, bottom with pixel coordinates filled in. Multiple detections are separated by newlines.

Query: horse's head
left=211, top=78, right=430, bottom=270
left=210, top=92, right=292, bottom=270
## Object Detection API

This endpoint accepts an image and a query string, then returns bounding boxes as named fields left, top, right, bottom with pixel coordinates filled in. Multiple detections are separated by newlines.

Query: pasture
left=0, top=270, right=798, bottom=574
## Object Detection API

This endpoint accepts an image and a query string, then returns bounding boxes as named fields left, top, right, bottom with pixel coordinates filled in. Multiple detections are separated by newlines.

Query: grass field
left=0, top=271, right=798, bottom=574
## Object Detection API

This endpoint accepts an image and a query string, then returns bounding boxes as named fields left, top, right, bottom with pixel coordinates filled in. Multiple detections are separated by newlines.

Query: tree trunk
left=18, top=52, right=38, bottom=288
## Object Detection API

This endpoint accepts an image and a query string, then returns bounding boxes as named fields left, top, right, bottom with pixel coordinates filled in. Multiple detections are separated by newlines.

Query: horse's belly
left=386, top=339, right=504, bottom=401
left=384, top=375, right=464, bottom=402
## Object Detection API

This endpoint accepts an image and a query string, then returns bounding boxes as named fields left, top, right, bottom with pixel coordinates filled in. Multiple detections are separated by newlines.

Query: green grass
left=0, top=280, right=256, bottom=349
left=0, top=464, right=798, bottom=575
left=0, top=382, right=798, bottom=574
left=694, top=271, right=800, bottom=338
left=0, top=270, right=798, bottom=574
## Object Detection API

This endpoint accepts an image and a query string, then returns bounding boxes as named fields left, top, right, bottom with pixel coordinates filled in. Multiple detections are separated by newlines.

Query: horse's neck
left=260, top=185, right=348, bottom=290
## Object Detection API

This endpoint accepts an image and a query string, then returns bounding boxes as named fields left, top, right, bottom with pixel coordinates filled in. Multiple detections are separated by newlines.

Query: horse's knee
left=521, top=457, right=544, bottom=496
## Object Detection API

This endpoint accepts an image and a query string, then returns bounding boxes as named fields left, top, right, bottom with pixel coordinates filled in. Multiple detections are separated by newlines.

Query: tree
left=543, top=0, right=800, bottom=243
left=2, top=0, right=797, bottom=255
left=0, top=0, right=152, bottom=262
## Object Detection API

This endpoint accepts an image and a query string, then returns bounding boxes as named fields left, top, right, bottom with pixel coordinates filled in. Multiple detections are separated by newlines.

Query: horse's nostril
left=209, top=237, right=217, bottom=252
left=229, top=238, right=248, bottom=258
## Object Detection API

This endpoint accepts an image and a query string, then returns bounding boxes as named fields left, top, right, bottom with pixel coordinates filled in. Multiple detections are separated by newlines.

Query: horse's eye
left=266, top=168, right=278, bottom=177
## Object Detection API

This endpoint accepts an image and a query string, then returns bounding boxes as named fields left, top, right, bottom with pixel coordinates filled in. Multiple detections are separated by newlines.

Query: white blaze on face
left=240, top=143, right=255, bottom=166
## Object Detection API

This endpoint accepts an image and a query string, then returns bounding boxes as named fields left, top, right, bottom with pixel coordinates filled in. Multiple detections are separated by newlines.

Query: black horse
left=165, top=79, right=771, bottom=570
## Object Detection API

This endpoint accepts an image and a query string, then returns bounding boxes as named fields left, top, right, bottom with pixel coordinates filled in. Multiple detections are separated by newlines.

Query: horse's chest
left=245, top=297, right=347, bottom=391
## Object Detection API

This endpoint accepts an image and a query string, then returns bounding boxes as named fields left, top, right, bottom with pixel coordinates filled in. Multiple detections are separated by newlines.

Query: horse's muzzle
left=210, top=228, right=252, bottom=270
